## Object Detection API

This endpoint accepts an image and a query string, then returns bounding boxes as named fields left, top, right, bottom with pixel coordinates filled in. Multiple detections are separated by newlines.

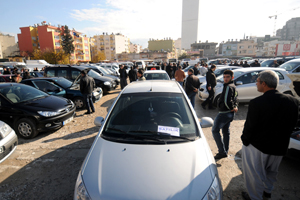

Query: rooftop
left=122, top=80, right=181, bottom=94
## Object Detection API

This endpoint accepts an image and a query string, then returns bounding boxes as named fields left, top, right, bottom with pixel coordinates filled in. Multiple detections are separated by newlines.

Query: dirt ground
left=0, top=85, right=299, bottom=200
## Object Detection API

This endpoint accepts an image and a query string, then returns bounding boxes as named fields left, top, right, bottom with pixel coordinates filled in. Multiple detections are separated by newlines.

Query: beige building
left=148, top=38, right=175, bottom=52
left=93, top=33, right=130, bottom=61
left=129, top=43, right=142, bottom=53
left=237, top=40, right=257, bottom=57
left=0, top=33, right=19, bottom=59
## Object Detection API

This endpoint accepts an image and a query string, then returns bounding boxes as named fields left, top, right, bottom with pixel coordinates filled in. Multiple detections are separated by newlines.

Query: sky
left=1, top=0, right=300, bottom=48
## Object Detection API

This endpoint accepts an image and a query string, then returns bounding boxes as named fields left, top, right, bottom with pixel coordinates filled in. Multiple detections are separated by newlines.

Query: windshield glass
left=217, top=71, right=244, bottom=83
left=183, top=65, right=193, bottom=72
left=144, top=73, right=170, bottom=80
left=103, top=92, right=199, bottom=143
left=0, top=84, right=48, bottom=103
left=88, top=69, right=102, bottom=78
left=280, top=61, right=300, bottom=71
left=54, top=78, right=73, bottom=88
left=99, top=67, right=109, bottom=75
left=261, top=60, right=274, bottom=67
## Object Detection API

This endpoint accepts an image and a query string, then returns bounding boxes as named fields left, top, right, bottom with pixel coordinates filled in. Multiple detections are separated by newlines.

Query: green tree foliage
left=178, top=53, right=190, bottom=60
left=32, top=49, right=68, bottom=64
left=61, top=25, right=75, bottom=62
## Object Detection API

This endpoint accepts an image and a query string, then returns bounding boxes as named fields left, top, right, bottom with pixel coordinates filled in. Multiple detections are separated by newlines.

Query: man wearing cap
left=80, top=70, right=96, bottom=115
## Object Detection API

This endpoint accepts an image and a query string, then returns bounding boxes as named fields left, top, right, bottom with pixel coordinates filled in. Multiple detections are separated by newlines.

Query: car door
left=0, top=91, right=23, bottom=127
left=32, top=80, right=66, bottom=97
left=70, top=69, right=81, bottom=81
left=234, top=71, right=261, bottom=102
left=274, top=71, right=287, bottom=92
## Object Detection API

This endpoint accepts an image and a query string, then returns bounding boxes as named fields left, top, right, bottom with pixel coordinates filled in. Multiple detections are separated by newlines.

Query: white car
left=0, top=121, right=18, bottom=164
left=74, top=81, right=222, bottom=200
left=144, top=70, right=170, bottom=80
left=280, top=58, right=300, bottom=74
left=198, top=67, right=293, bottom=106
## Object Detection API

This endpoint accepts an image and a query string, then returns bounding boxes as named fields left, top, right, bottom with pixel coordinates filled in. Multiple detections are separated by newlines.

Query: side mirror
left=94, top=117, right=104, bottom=127
left=236, top=81, right=243, bottom=85
left=200, top=117, right=214, bottom=128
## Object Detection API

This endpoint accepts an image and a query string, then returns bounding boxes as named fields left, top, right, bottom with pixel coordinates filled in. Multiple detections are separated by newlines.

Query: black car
left=44, top=65, right=116, bottom=94
left=0, top=83, right=76, bottom=138
left=261, top=57, right=297, bottom=67
left=82, top=65, right=120, bottom=86
left=21, top=77, right=103, bottom=109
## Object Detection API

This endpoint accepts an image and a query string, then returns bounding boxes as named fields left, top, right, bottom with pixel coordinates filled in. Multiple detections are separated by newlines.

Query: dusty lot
left=0, top=85, right=299, bottom=200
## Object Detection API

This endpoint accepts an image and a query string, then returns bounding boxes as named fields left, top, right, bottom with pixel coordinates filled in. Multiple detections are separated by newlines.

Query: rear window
left=46, top=69, right=56, bottom=77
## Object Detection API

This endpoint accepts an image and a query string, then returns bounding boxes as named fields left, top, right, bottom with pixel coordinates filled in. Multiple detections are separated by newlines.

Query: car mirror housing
left=200, top=117, right=214, bottom=128
left=236, top=81, right=243, bottom=85
left=94, top=117, right=104, bottom=127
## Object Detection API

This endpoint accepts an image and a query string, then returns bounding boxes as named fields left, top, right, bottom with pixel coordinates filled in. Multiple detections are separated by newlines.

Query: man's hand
left=193, top=88, right=198, bottom=92
left=208, top=86, right=211, bottom=91
left=231, top=107, right=238, bottom=113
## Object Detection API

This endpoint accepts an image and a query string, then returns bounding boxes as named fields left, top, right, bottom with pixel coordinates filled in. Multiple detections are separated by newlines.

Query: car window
left=46, top=69, right=56, bottom=77
left=280, top=62, right=300, bottom=71
left=235, top=71, right=259, bottom=84
left=275, top=71, right=284, bottom=80
left=0, top=77, right=6, bottom=82
left=57, top=69, right=67, bottom=78
left=32, top=80, right=60, bottom=93
left=293, top=66, right=300, bottom=73
left=103, top=92, right=199, bottom=142
left=71, top=70, right=81, bottom=80
left=144, top=73, right=170, bottom=80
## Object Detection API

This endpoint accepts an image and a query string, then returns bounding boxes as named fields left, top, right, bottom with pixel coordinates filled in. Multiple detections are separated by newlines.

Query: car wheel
left=73, top=97, right=85, bottom=109
left=16, top=118, right=38, bottom=139
left=213, top=94, right=221, bottom=108
left=284, top=91, right=294, bottom=96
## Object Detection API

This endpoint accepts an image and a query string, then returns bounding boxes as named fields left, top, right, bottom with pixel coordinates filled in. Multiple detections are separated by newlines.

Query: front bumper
left=0, top=129, right=18, bottom=164
left=198, top=88, right=209, bottom=101
left=36, top=108, right=76, bottom=132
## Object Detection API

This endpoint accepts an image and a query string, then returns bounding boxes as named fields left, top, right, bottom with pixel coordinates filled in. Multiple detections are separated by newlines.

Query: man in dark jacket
left=128, top=66, right=137, bottom=82
left=250, top=60, right=261, bottom=67
left=212, top=70, right=238, bottom=160
left=119, top=64, right=128, bottom=89
left=192, top=64, right=199, bottom=75
left=242, top=61, right=250, bottom=67
left=22, top=71, right=33, bottom=80
left=271, top=60, right=280, bottom=67
left=241, top=70, right=298, bottom=200
left=185, top=69, right=200, bottom=108
left=166, top=63, right=173, bottom=79
left=80, top=70, right=96, bottom=115
left=201, top=64, right=217, bottom=109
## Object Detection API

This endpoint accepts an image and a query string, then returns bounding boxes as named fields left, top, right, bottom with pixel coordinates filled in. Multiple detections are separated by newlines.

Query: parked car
left=100, top=64, right=120, bottom=76
left=135, top=60, right=146, bottom=69
left=198, top=67, right=293, bottom=106
left=0, top=75, right=13, bottom=82
left=81, top=65, right=120, bottom=86
left=0, top=120, right=18, bottom=164
left=21, top=77, right=103, bottom=109
left=260, top=57, right=296, bottom=67
left=144, top=70, right=170, bottom=80
left=0, top=83, right=76, bottom=138
left=29, top=71, right=44, bottom=77
left=279, top=58, right=300, bottom=74
left=74, top=80, right=221, bottom=200
left=44, top=65, right=116, bottom=94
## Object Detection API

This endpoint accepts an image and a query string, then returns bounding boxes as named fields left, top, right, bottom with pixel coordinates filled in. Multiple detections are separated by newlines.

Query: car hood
left=19, top=95, right=72, bottom=111
left=82, top=137, right=215, bottom=200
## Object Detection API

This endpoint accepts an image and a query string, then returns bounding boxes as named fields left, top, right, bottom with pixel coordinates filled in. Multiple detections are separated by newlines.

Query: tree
left=91, top=50, right=106, bottom=63
left=61, top=25, right=75, bottom=63
left=32, top=49, right=68, bottom=64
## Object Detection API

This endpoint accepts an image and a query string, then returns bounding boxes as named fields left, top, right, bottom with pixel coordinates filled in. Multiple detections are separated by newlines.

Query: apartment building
left=18, top=22, right=91, bottom=63
left=93, top=33, right=130, bottom=61
left=129, top=43, right=142, bottom=53
left=191, top=41, right=218, bottom=58
left=0, top=33, right=19, bottom=59
left=237, top=40, right=257, bottom=57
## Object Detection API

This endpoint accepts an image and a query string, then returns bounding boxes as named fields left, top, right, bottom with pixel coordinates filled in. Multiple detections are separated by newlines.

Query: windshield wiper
left=130, top=130, right=195, bottom=142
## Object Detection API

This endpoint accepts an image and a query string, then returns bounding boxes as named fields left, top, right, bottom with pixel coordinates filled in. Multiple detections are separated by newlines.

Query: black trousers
left=202, top=87, right=215, bottom=108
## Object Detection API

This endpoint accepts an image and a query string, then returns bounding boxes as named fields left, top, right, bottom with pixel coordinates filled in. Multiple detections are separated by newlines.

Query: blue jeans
left=83, top=94, right=95, bottom=113
left=177, top=81, right=183, bottom=87
left=187, top=91, right=197, bottom=108
left=212, top=112, right=234, bottom=154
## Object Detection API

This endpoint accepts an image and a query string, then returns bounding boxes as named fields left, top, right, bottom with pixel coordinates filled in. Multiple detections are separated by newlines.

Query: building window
left=239, top=46, right=244, bottom=49
left=248, top=45, right=252, bottom=48
left=243, top=50, right=247, bottom=53
left=248, top=50, right=253, bottom=53
left=238, top=51, right=242, bottom=54
left=84, top=40, right=88, bottom=43
left=32, top=36, right=36, bottom=41
left=33, top=43, right=37, bottom=47
left=55, top=42, right=61, bottom=46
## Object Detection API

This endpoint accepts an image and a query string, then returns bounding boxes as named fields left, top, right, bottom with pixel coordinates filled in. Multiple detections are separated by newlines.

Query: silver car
left=0, top=121, right=18, bottom=164
left=198, top=67, right=292, bottom=106
left=74, top=81, right=222, bottom=200
left=280, top=58, right=300, bottom=74
left=144, top=70, right=170, bottom=80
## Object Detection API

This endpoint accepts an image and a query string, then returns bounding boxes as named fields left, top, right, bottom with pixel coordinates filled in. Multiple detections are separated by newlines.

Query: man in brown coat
left=174, top=65, right=186, bottom=87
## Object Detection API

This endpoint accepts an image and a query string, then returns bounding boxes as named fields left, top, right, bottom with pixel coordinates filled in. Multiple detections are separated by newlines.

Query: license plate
left=63, top=116, right=73, bottom=126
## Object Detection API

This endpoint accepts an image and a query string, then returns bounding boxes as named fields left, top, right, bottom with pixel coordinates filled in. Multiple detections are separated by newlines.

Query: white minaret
left=181, top=0, right=201, bottom=50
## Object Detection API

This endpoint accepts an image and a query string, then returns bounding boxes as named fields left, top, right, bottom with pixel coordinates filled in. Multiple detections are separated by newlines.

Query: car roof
left=233, top=67, right=287, bottom=73
left=0, top=83, right=20, bottom=88
left=285, top=58, right=300, bottom=62
left=216, top=66, right=242, bottom=70
left=122, top=81, right=181, bottom=94
left=144, top=70, right=167, bottom=74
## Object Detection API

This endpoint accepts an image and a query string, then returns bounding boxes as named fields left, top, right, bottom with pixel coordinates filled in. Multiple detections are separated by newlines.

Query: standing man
left=271, top=60, right=280, bottom=67
left=192, top=64, right=199, bottom=75
left=200, top=63, right=208, bottom=76
left=128, top=66, right=137, bottom=82
left=241, top=70, right=298, bottom=200
left=119, top=64, right=128, bottom=89
left=212, top=70, right=238, bottom=159
left=174, top=65, right=186, bottom=87
left=137, top=69, right=146, bottom=81
left=242, top=61, right=250, bottom=67
left=201, top=64, right=217, bottom=109
left=166, top=63, right=173, bottom=79
left=185, top=69, right=200, bottom=108
left=250, top=60, right=261, bottom=67
left=80, top=70, right=96, bottom=115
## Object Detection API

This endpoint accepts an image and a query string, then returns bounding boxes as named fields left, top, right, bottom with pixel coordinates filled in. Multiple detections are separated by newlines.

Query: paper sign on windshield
left=157, top=126, right=180, bottom=137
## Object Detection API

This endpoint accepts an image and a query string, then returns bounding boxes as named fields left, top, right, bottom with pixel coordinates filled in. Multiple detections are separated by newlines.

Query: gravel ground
left=0, top=85, right=299, bottom=200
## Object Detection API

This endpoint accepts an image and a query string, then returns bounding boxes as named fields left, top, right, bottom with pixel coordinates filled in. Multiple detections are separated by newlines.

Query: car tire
left=15, top=118, right=38, bottom=139
left=213, top=94, right=221, bottom=108
left=284, top=91, right=294, bottom=96
left=73, top=97, right=85, bottom=109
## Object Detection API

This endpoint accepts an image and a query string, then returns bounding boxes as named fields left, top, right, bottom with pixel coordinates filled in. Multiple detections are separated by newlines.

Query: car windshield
left=54, top=78, right=73, bottom=88
left=261, top=60, right=274, bottom=67
left=87, top=69, right=102, bottom=78
left=217, top=71, right=244, bottom=83
left=99, top=67, right=109, bottom=75
left=280, top=61, right=300, bottom=71
left=144, top=73, right=170, bottom=80
left=103, top=92, right=199, bottom=143
left=0, top=84, right=48, bottom=103
left=183, top=65, right=193, bottom=72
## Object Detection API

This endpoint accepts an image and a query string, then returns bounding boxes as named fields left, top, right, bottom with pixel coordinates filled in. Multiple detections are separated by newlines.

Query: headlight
left=0, top=121, right=12, bottom=138
left=203, top=176, right=222, bottom=200
left=38, top=111, right=60, bottom=117
left=74, top=171, right=91, bottom=200
left=104, top=81, right=111, bottom=86
left=117, top=78, right=120, bottom=82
